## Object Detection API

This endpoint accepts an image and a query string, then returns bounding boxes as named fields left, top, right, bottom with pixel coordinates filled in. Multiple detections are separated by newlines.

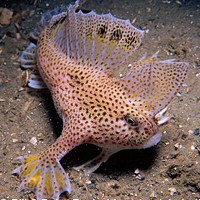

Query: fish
left=13, top=1, right=188, bottom=199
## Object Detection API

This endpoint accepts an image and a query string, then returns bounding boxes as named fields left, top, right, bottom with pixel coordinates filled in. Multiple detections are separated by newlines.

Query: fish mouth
left=142, top=132, right=163, bottom=149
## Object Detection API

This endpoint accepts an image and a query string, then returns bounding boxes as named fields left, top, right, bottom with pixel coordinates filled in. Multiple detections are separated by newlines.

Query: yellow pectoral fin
left=29, top=169, right=42, bottom=188
left=14, top=153, right=71, bottom=199
left=21, top=155, right=39, bottom=177
left=24, top=154, right=39, bottom=164
left=44, top=171, right=53, bottom=196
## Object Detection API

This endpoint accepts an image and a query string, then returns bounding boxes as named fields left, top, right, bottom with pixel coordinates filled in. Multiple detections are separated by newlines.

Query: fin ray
left=51, top=5, right=144, bottom=74
left=19, top=42, right=36, bottom=69
left=12, top=154, right=71, bottom=199
left=122, top=61, right=188, bottom=115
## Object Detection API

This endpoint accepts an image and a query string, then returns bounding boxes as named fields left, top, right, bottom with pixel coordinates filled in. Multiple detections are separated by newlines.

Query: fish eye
left=124, top=114, right=138, bottom=127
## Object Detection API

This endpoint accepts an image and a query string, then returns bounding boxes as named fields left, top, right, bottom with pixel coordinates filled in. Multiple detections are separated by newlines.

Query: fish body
left=14, top=1, right=188, bottom=199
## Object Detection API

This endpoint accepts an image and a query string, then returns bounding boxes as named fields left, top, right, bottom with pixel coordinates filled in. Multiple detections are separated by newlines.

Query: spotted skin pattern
left=13, top=2, right=188, bottom=200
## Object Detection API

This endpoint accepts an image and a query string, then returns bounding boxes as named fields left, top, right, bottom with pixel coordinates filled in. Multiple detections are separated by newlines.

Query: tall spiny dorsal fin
left=120, top=59, right=189, bottom=116
left=47, top=2, right=188, bottom=118
left=51, top=3, right=144, bottom=74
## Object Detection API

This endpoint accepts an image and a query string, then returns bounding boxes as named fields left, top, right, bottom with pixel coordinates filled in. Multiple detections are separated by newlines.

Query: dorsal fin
left=47, top=2, right=188, bottom=118
left=121, top=60, right=188, bottom=116
left=51, top=3, right=144, bottom=74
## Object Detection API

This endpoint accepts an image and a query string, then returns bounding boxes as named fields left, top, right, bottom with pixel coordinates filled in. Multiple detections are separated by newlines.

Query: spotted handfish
left=13, top=1, right=188, bottom=199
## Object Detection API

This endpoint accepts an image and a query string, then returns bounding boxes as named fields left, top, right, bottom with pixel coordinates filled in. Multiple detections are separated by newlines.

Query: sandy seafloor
left=0, top=0, right=200, bottom=199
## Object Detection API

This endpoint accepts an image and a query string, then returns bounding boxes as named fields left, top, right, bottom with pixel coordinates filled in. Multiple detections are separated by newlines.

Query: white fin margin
left=19, top=42, right=36, bottom=69
left=28, top=74, right=47, bottom=89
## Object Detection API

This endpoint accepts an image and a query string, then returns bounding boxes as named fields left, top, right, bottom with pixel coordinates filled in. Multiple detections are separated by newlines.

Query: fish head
left=90, top=100, right=161, bottom=149
left=122, top=110, right=161, bottom=149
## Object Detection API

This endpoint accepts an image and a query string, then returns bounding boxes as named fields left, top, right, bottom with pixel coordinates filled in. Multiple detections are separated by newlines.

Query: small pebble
left=150, top=191, right=156, bottom=199
left=135, top=174, right=145, bottom=180
left=134, top=168, right=140, bottom=175
left=196, top=73, right=200, bottom=77
left=181, top=133, right=187, bottom=139
left=176, top=0, right=183, bottom=5
left=176, top=92, right=182, bottom=97
left=85, top=180, right=91, bottom=184
left=168, top=153, right=178, bottom=159
left=168, top=187, right=177, bottom=196
left=193, top=128, right=199, bottom=136
left=146, top=7, right=151, bottom=13
left=21, top=146, right=26, bottom=151
left=29, top=136, right=37, bottom=145
left=163, top=131, right=167, bottom=134
left=0, top=7, right=13, bottom=25
left=16, top=32, right=21, bottom=39
left=12, top=138, right=18, bottom=143
left=191, top=145, right=195, bottom=151
left=174, top=143, right=180, bottom=150
left=188, top=130, right=194, bottom=134
left=162, top=0, right=171, bottom=4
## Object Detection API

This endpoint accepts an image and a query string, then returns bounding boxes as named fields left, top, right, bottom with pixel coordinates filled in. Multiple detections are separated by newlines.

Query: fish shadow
left=61, top=144, right=158, bottom=175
